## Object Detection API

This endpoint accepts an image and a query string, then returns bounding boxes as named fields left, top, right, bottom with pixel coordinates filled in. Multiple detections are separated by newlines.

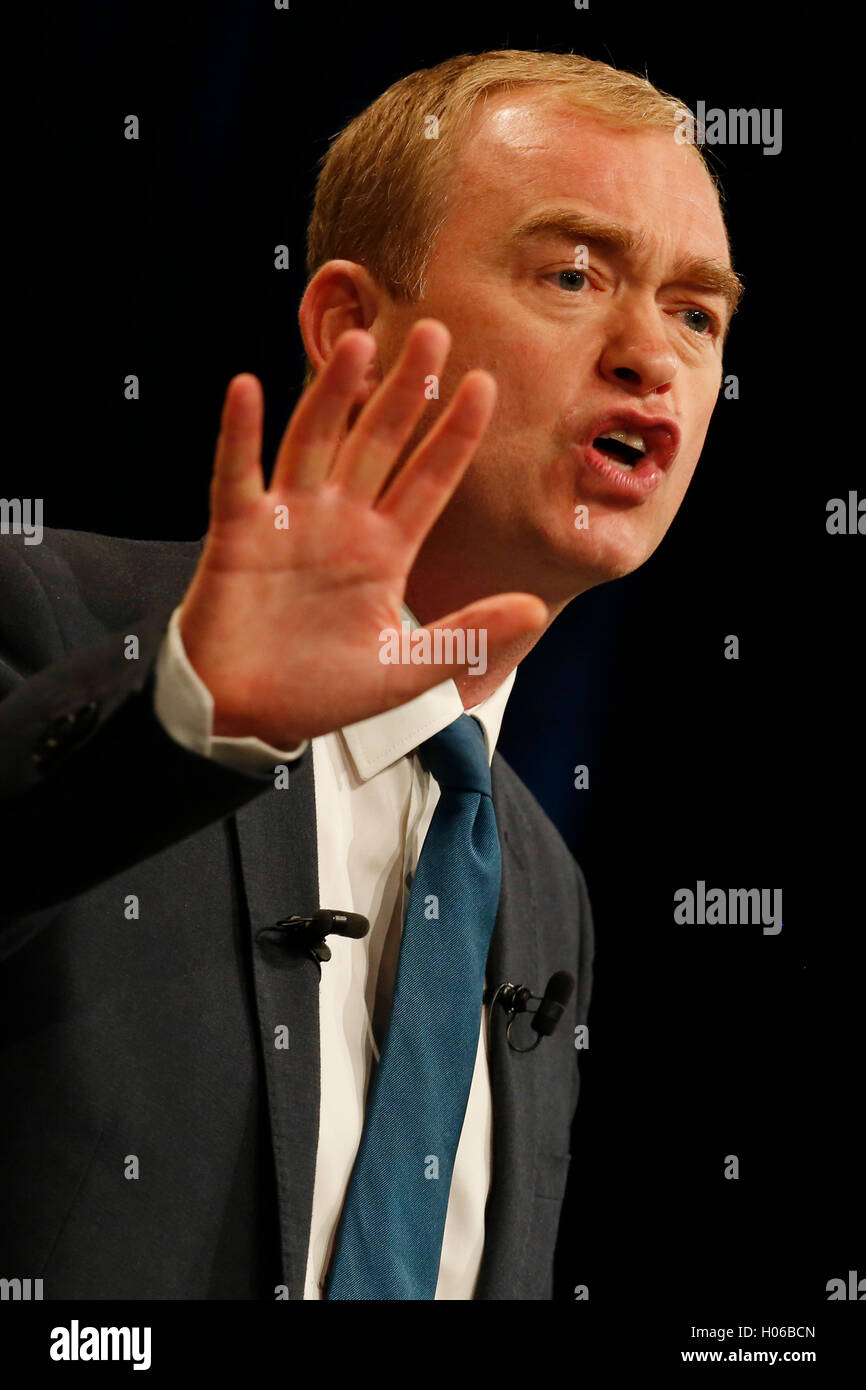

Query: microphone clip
left=487, top=972, right=575, bottom=1053
left=268, top=908, right=370, bottom=963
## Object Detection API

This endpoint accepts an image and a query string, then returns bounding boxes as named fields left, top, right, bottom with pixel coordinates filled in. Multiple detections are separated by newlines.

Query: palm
left=179, top=321, right=547, bottom=747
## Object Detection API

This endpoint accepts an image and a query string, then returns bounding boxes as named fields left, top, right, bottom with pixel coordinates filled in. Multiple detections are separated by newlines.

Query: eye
left=546, top=269, right=589, bottom=293
left=680, top=307, right=718, bottom=336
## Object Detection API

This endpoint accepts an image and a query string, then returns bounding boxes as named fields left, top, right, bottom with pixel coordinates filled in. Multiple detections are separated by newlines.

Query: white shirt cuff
left=153, top=605, right=309, bottom=777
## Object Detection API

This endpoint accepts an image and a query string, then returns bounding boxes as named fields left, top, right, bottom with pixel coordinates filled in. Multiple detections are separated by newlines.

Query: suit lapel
left=231, top=742, right=543, bottom=1300
left=232, top=746, right=322, bottom=1299
left=474, top=756, right=542, bottom=1299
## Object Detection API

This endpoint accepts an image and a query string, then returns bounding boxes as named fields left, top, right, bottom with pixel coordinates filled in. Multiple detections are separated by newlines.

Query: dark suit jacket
left=0, top=528, right=594, bottom=1300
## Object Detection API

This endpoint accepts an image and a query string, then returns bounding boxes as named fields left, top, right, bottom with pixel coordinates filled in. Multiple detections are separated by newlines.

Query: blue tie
left=325, top=713, right=501, bottom=1300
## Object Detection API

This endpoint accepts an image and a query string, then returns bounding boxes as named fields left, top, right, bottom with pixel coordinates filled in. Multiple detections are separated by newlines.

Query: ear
left=298, top=260, right=383, bottom=407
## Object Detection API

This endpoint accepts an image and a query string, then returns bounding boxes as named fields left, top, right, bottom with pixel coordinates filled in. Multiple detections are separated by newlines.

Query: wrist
left=212, top=708, right=306, bottom=753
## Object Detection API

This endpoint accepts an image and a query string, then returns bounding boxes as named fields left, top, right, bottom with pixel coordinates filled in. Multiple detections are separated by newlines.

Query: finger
left=380, top=594, right=549, bottom=703
left=271, top=330, right=378, bottom=492
left=377, top=369, right=496, bottom=543
left=328, top=319, right=452, bottom=499
left=210, top=375, right=265, bottom=522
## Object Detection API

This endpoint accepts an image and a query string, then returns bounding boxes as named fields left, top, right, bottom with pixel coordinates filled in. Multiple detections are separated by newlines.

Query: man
left=0, top=50, right=742, bottom=1300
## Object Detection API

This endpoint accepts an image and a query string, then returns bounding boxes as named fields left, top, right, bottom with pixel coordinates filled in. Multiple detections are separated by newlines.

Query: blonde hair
left=303, top=50, right=723, bottom=384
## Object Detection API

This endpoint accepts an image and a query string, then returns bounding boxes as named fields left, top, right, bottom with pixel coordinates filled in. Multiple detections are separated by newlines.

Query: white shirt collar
left=340, top=604, right=516, bottom=781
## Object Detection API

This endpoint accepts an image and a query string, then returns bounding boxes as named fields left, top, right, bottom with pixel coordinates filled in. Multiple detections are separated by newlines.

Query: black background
left=4, top=0, right=862, bottom=1347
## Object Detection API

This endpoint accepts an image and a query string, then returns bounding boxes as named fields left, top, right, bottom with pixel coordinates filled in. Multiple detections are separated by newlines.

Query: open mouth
left=592, top=430, right=647, bottom=471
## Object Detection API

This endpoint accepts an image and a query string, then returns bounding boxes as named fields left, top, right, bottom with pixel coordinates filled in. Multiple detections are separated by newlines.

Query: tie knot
left=416, top=713, right=492, bottom=796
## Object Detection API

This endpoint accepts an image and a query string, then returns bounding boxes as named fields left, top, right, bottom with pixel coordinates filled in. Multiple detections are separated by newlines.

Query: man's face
left=375, top=94, right=735, bottom=604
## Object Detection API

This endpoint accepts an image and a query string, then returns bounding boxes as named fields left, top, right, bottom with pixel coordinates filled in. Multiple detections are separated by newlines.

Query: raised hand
left=178, top=319, right=548, bottom=749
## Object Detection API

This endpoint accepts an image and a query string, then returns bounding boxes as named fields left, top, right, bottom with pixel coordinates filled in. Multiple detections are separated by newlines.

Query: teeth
left=597, top=428, right=646, bottom=454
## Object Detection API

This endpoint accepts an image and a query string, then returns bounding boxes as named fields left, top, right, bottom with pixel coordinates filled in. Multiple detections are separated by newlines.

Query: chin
left=564, top=524, right=655, bottom=586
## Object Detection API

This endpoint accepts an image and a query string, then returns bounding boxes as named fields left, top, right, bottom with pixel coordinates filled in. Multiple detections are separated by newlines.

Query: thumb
left=427, top=594, right=549, bottom=657
left=381, top=593, right=548, bottom=699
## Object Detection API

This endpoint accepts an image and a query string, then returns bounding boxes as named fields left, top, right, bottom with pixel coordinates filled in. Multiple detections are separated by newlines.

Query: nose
left=598, top=302, right=678, bottom=396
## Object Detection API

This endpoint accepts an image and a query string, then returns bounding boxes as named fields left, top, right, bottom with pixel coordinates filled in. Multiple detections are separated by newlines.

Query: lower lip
left=570, top=442, right=665, bottom=500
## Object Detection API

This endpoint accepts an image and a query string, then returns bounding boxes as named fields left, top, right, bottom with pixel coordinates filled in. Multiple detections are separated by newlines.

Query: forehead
left=443, top=92, right=730, bottom=263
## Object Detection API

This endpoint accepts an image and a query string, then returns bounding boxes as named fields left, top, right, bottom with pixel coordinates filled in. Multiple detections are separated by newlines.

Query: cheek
left=484, top=344, right=567, bottom=439
left=443, top=295, right=563, bottom=399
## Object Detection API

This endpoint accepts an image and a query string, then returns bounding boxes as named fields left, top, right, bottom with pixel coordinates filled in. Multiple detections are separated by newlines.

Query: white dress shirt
left=153, top=605, right=516, bottom=1299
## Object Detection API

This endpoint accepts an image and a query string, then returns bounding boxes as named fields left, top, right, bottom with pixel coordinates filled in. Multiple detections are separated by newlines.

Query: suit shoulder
left=0, top=527, right=203, bottom=629
left=1, top=525, right=203, bottom=578
left=491, top=750, right=589, bottom=894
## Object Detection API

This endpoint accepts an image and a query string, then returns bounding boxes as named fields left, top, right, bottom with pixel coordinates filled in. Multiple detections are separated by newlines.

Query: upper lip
left=583, top=409, right=681, bottom=472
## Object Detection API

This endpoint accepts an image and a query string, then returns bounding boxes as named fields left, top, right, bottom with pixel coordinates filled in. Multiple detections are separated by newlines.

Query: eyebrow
left=506, top=209, right=744, bottom=328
